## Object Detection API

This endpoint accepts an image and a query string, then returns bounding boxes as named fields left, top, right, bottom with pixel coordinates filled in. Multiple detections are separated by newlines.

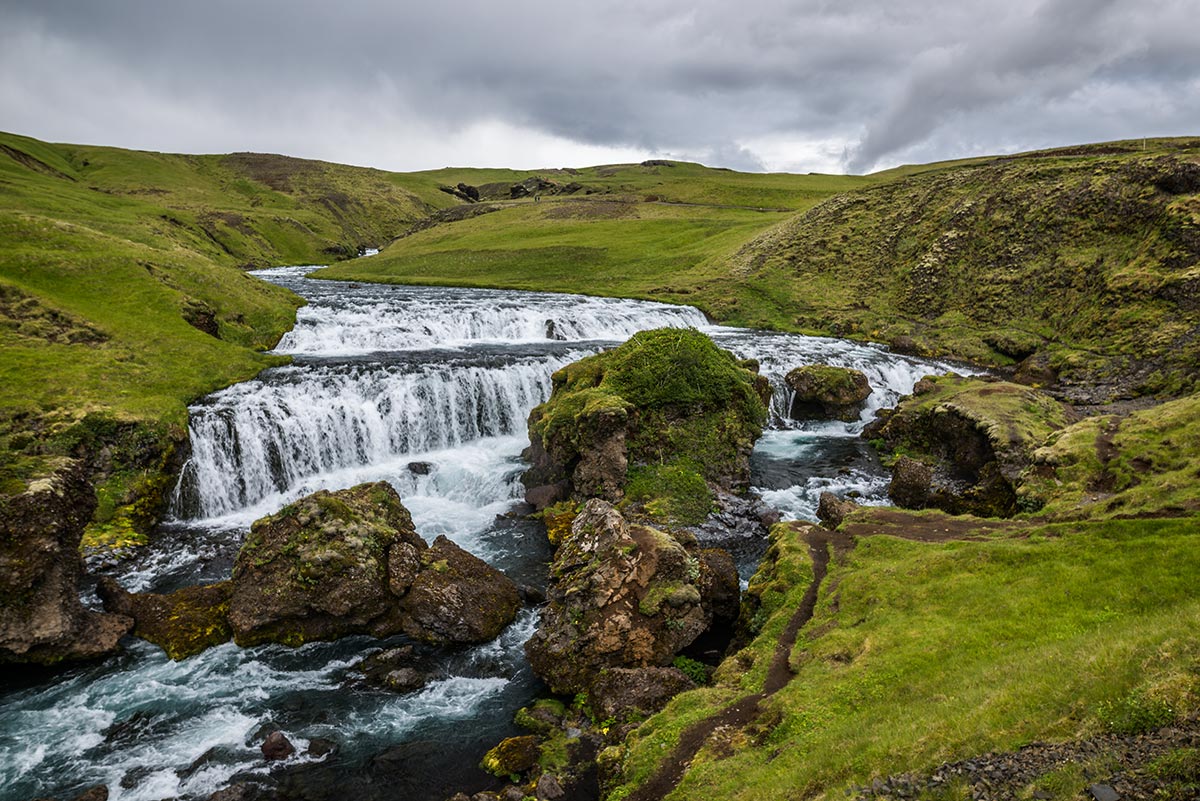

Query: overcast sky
left=2, top=0, right=1198, bottom=174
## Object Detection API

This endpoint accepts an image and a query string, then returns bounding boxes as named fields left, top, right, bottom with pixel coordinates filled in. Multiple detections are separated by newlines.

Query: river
left=0, top=267, right=964, bottom=801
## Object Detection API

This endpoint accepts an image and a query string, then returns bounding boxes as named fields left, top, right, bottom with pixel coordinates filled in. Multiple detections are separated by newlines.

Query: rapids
left=0, top=266, right=966, bottom=801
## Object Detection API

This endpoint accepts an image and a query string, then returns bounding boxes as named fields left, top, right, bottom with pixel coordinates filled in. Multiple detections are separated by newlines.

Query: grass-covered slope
left=723, top=139, right=1200, bottom=398
left=0, top=131, right=455, bottom=539
left=321, top=139, right=1200, bottom=403
left=609, top=514, right=1200, bottom=800
left=314, top=162, right=873, bottom=301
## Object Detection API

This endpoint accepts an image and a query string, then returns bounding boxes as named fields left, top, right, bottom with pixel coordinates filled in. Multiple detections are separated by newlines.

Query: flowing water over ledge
left=0, top=267, right=966, bottom=801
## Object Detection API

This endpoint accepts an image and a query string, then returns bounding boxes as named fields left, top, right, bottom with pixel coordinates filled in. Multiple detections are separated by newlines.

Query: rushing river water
left=0, top=267, right=965, bottom=801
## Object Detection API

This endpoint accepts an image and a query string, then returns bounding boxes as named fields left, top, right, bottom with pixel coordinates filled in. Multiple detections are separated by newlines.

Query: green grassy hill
left=324, top=138, right=1200, bottom=402
left=0, top=131, right=456, bottom=543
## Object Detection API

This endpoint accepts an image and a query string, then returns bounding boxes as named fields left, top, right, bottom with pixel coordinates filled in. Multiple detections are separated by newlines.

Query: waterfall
left=273, top=282, right=709, bottom=356
left=171, top=353, right=585, bottom=522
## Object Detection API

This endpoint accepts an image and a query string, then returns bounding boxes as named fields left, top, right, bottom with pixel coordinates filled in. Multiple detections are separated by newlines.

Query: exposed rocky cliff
left=0, top=459, right=131, bottom=665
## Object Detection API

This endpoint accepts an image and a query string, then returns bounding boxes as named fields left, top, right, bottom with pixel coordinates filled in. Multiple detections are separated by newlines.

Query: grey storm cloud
left=1, top=0, right=1198, bottom=172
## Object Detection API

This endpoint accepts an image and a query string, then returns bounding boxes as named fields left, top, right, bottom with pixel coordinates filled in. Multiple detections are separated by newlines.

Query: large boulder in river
left=784, top=364, right=872, bottom=421
left=525, top=499, right=738, bottom=695
left=522, top=328, right=769, bottom=520
left=228, top=482, right=519, bottom=647
left=0, top=459, right=132, bottom=665
left=866, top=375, right=1073, bottom=517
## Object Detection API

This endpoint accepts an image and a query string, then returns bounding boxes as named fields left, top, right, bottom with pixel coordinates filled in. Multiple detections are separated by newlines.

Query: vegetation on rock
left=522, top=328, right=768, bottom=524
left=866, top=374, right=1073, bottom=517
left=785, top=364, right=873, bottom=421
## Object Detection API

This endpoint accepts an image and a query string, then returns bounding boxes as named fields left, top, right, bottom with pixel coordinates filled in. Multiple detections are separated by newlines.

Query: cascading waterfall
left=171, top=353, right=586, bottom=523
left=1, top=265, right=974, bottom=801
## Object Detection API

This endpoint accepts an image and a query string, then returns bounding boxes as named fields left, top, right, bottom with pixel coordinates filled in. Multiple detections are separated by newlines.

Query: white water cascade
left=1, top=265, right=974, bottom=801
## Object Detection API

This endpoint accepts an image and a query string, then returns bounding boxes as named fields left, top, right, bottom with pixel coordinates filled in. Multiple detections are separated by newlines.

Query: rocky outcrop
left=816, top=491, right=859, bottom=529
left=866, top=375, right=1073, bottom=517
left=228, top=482, right=519, bottom=647
left=97, top=578, right=232, bottom=660
left=525, top=500, right=739, bottom=695
left=589, top=666, right=697, bottom=722
left=785, top=364, right=873, bottom=421
left=0, top=459, right=131, bottom=665
left=94, top=483, right=518, bottom=657
left=522, top=328, right=769, bottom=517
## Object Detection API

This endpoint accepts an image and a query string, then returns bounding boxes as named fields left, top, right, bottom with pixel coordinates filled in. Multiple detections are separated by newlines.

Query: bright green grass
left=313, top=201, right=800, bottom=308
left=610, top=517, right=1200, bottom=800
left=324, top=138, right=1200, bottom=389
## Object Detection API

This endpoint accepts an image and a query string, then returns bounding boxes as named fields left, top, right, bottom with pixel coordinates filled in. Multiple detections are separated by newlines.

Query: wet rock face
left=227, top=482, right=519, bottom=648
left=525, top=500, right=738, bottom=695
left=868, top=375, right=1072, bottom=518
left=0, top=459, right=131, bottom=665
left=785, top=364, right=873, bottom=422
left=97, top=579, right=232, bottom=660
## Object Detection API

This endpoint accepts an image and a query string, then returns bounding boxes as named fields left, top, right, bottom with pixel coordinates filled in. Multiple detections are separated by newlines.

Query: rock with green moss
left=867, top=374, right=1073, bottom=517
left=785, top=364, right=873, bottom=421
left=480, top=734, right=542, bottom=778
left=524, top=499, right=738, bottom=695
left=0, top=459, right=132, bottom=665
left=521, top=328, right=769, bottom=512
left=228, top=482, right=518, bottom=647
left=97, top=578, right=232, bottom=660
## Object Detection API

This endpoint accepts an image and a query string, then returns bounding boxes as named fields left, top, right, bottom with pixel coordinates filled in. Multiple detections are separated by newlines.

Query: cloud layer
left=2, top=0, right=1198, bottom=173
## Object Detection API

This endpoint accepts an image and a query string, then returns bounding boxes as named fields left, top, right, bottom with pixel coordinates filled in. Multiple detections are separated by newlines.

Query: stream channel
left=0, top=266, right=963, bottom=801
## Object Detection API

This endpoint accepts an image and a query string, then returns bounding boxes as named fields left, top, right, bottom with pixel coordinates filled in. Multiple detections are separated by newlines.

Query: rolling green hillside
left=0, top=131, right=455, bottom=542
left=323, top=139, right=1200, bottom=402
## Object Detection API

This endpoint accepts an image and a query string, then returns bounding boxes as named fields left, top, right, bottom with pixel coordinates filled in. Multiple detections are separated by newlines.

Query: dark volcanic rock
left=589, top=666, right=696, bottom=721
left=228, top=482, right=518, bottom=648
left=261, top=730, right=296, bottom=761
left=817, top=491, right=859, bottom=529
left=0, top=459, right=132, bottom=665
left=785, top=364, right=873, bottom=421
left=870, top=375, right=1072, bottom=517
left=399, top=535, right=521, bottom=644
left=525, top=500, right=738, bottom=695
left=97, top=578, right=232, bottom=660
left=888, top=456, right=932, bottom=509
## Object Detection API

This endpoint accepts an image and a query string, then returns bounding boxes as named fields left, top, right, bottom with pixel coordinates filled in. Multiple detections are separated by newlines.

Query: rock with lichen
left=97, top=578, right=232, bottom=660
left=785, top=364, right=873, bottom=421
left=0, top=459, right=131, bottom=665
left=868, top=374, right=1073, bottom=517
left=524, top=499, right=738, bottom=695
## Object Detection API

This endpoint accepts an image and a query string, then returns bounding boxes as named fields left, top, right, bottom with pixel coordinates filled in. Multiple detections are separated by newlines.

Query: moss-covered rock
left=524, top=499, right=738, bottom=695
left=785, top=364, right=873, bottom=421
left=867, top=375, right=1073, bottom=517
left=0, top=458, right=132, bottom=665
left=522, top=328, right=768, bottom=520
left=228, top=481, right=518, bottom=647
left=480, top=735, right=542, bottom=778
left=97, top=578, right=232, bottom=660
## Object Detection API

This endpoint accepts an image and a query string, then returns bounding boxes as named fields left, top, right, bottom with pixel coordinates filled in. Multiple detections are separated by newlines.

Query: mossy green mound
left=523, top=328, right=768, bottom=523
left=869, top=374, right=1073, bottom=517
